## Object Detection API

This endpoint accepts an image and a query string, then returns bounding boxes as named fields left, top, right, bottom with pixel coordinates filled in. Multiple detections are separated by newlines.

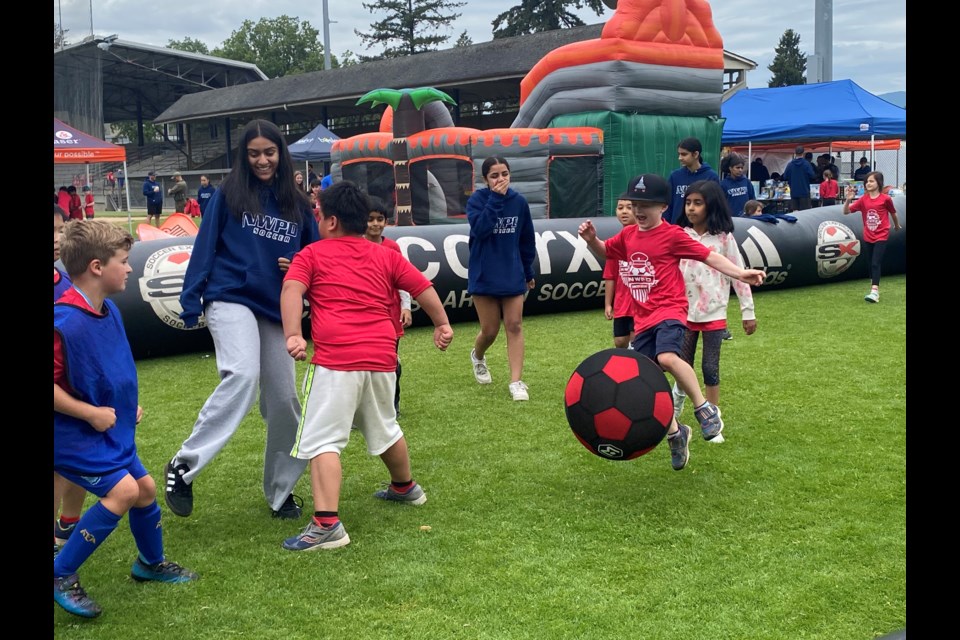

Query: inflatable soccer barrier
left=104, top=199, right=904, bottom=359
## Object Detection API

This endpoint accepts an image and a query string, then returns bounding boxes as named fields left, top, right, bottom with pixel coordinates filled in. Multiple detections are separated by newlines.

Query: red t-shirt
left=603, top=223, right=711, bottom=334
left=84, top=193, right=95, bottom=217
left=850, top=193, right=897, bottom=243
left=378, top=236, right=407, bottom=338
left=284, top=235, right=432, bottom=371
left=818, top=179, right=839, bottom=199
left=602, top=257, right=635, bottom=319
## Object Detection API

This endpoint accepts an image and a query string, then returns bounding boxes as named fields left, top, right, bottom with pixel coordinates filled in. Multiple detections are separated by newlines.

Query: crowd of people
left=53, top=126, right=902, bottom=619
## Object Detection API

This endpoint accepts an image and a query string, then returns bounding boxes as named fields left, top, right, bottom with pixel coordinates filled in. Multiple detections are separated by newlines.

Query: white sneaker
left=672, top=382, right=686, bottom=420
left=509, top=380, right=529, bottom=401
left=864, top=290, right=879, bottom=303
left=471, top=349, right=492, bottom=384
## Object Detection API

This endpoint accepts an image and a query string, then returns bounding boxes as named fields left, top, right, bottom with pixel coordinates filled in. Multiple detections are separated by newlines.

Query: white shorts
left=291, top=364, right=402, bottom=459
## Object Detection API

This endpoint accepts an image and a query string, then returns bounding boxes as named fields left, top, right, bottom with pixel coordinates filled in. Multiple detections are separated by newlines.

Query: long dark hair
left=219, top=119, right=310, bottom=221
left=676, top=180, right=734, bottom=235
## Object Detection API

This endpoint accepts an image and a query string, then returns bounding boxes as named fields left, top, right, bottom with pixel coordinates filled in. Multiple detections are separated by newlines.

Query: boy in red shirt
left=843, top=171, right=901, bottom=303
left=279, top=181, right=453, bottom=551
left=579, top=174, right=765, bottom=470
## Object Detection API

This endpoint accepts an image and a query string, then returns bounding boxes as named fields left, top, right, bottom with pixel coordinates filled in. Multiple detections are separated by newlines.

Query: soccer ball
left=564, top=349, right=673, bottom=460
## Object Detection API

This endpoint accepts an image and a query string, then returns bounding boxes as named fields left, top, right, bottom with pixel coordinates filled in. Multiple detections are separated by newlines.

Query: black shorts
left=612, top=316, right=634, bottom=338
left=147, top=201, right=163, bottom=216
left=630, top=319, right=686, bottom=361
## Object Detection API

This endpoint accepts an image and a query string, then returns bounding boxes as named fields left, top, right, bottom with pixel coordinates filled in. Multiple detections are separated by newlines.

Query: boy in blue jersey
left=53, top=205, right=87, bottom=555
left=665, top=137, right=720, bottom=224
left=54, top=220, right=198, bottom=618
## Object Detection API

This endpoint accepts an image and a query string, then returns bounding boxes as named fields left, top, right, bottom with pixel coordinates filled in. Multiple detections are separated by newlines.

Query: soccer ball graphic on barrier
left=564, top=349, right=673, bottom=460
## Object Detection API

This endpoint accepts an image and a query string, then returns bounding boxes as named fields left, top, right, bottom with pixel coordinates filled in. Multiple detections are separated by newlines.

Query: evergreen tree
left=767, top=29, right=807, bottom=87
left=54, top=23, right=68, bottom=49
left=356, top=0, right=466, bottom=60
left=455, top=30, right=473, bottom=48
left=492, top=0, right=606, bottom=39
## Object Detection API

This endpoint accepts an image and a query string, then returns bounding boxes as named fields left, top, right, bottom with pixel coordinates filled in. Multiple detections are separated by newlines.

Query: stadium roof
left=54, top=36, right=268, bottom=123
left=154, top=25, right=611, bottom=126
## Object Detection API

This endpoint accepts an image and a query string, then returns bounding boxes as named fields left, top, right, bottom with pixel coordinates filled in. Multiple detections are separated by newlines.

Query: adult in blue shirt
left=666, top=137, right=720, bottom=224
left=142, top=171, right=164, bottom=227
left=781, top=146, right=816, bottom=212
left=165, top=119, right=320, bottom=522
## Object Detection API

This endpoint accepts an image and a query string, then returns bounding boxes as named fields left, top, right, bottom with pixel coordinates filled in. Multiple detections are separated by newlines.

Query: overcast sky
left=54, top=0, right=906, bottom=96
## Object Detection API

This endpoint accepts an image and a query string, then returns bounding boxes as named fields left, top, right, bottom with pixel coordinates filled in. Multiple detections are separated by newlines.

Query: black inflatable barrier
left=102, top=198, right=904, bottom=358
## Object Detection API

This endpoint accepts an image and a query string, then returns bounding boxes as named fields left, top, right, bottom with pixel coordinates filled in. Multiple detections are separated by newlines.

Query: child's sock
left=313, top=512, right=340, bottom=529
left=58, top=515, right=80, bottom=528
left=390, top=479, right=415, bottom=493
left=54, top=502, right=122, bottom=577
left=871, top=285, right=879, bottom=292
left=130, top=501, right=164, bottom=565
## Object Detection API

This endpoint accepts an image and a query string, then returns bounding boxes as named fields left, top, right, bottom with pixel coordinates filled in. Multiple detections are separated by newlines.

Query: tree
left=492, top=0, right=606, bottom=39
left=54, top=23, right=68, bottom=49
left=356, top=0, right=466, bottom=60
left=167, top=37, right=210, bottom=55
left=454, top=30, right=473, bottom=48
left=212, top=15, right=334, bottom=78
left=767, top=29, right=807, bottom=87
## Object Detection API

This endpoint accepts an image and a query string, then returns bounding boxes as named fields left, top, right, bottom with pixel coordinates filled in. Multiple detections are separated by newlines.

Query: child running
left=603, top=198, right=639, bottom=348
left=843, top=171, right=901, bottom=303
left=279, top=181, right=453, bottom=551
left=365, top=195, right=413, bottom=414
left=672, top=180, right=758, bottom=428
left=579, top=174, right=765, bottom=470
left=54, top=220, right=197, bottom=618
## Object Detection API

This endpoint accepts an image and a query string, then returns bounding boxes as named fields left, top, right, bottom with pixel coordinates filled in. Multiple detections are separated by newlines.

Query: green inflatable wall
left=550, top=111, right=725, bottom=217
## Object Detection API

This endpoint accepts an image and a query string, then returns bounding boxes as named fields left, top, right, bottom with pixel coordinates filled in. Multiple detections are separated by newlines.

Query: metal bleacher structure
left=54, top=26, right=757, bottom=211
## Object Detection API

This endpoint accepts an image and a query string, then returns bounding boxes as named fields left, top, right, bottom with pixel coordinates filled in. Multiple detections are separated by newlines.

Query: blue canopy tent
left=289, top=122, right=340, bottom=161
left=721, top=80, right=906, bottom=182
left=721, top=80, right=906, bottom=145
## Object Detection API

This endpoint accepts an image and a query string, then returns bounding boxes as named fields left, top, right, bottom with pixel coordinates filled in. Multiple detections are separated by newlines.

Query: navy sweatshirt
left=466, top=187, right=536, bottom=297
left=666, top=163, right=720, bottom=224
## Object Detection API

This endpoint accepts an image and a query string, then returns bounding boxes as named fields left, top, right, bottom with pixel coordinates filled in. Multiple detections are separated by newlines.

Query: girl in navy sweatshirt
left=167, top=119, right=319, bottom=521
left=466, top=157, right=536, bottom=401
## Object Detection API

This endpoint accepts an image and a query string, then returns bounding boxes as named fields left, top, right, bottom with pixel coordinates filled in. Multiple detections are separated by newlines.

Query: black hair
left=677, top=137, right=702, bottom=155
left=481, top=156, right=510, bottom=180
left=219, top=119, right=311, bottom=222
left=319, top=181, right=370, bottom=235
left=66, top=185, right=77, bottom=194
left=726, top=152, right=745, bottom=168
left=368, top=195, right=390, bottom=218
left=676, top=180, right=734, bottom=235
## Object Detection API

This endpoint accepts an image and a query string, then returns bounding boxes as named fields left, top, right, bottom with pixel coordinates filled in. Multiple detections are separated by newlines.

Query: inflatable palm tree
left=357, top=87, right=456, bottom=225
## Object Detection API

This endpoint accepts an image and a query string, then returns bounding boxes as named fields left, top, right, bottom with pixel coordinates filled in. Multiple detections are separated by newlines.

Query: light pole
left=322, top=0, right=334, bottom=71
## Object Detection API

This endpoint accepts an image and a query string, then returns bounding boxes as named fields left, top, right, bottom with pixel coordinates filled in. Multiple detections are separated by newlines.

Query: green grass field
left=54, top=275, right=906, bottom=639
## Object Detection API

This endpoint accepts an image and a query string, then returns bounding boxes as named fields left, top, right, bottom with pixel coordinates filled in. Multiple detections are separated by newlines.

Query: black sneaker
left=721, top=329, right=733, bottom=341
left=164, top=459, right=193, bottom=517
left=272, top=494, right=304, bottom=519
left=131, top=557, right=199, bottom=583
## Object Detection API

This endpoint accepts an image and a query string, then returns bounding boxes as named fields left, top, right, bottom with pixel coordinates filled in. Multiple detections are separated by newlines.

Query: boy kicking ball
left=578, top=174, right=765, bottom=469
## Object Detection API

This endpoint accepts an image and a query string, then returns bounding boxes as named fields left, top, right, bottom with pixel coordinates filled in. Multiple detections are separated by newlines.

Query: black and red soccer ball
left=564, top=349, right=673, bottom=460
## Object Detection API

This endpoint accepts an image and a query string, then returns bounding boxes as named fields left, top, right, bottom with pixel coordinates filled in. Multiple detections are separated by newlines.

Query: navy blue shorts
left=612, top=316, right=634, bottom=338
left=56, top=457, right=149, bottom=499
left=630, top=319, right=686, bottom=362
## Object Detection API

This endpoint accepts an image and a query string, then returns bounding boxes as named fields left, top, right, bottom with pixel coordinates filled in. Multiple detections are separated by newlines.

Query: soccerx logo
left=738, top=227, right=789, bottom=286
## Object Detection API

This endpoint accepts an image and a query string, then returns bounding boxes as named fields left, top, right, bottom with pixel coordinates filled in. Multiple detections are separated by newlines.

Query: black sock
left=391, top=479, right=414, bottom=490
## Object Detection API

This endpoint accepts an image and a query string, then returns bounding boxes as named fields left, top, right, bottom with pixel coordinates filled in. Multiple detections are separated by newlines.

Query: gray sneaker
left=695, top=402, right=725, bottom=443
left=374, top=482, right=427, bottom=505
left=282, top=521, right=351, bottom=551
left=668, top=423, right=691, bottom=471
left=471, top=349, right=492, bottom=384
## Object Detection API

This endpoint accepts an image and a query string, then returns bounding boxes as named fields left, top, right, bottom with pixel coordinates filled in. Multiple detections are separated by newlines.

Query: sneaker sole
left=864, top=298, right=879, bottom=303
left=282, top=533, right=351, bottom=551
